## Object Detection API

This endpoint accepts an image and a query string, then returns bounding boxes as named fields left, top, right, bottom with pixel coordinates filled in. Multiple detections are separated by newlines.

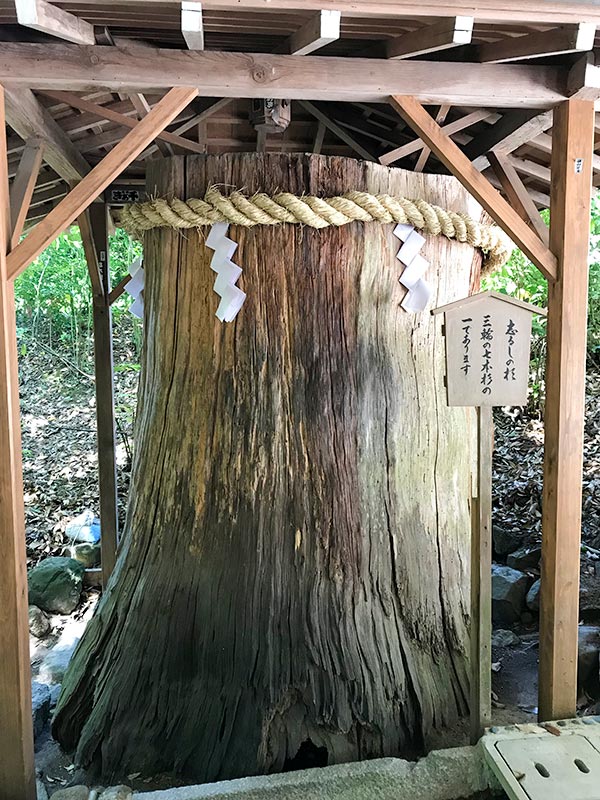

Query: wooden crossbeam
left=488, top=151, right=549, bottom=246
left=108, top=273, right=132, bottom=305
left=7, top=87, right=198, bottom=281
left=388, top=95, right=558, bottom=282
left=379, top=110, right=496, bottom=166
left=287, top=10, right=341, bottom=55
left=15, top=0, right=96, bottom=45
left=508, top=156, right=551, bottom=184
left=0, top=84, right=36, bottom=800
left=478, top=23, right=596, bottom=63
left=181, top=1, right=204, bottom=50
left=466, top=110, right=554, bottom=171
left=41, top=91, right=207, bottom=155
left=539, top=97, right=595, bottom=722
left=0, top=44, right=566, bottom=107
left=4, top=87, right=90, bottom=182
left=9, top=138, right=44, bottom=250
left=386, top=16, right=473, bottom=60
left=298, top=101, right=376, bottom=161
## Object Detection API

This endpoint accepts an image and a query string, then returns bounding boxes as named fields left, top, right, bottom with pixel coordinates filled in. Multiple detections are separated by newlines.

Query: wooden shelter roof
left=2, top=1, right=600, bottom=230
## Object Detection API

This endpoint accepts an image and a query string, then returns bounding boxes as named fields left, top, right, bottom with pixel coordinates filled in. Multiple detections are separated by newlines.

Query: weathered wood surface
left=54, top=154, right=482, bottom=782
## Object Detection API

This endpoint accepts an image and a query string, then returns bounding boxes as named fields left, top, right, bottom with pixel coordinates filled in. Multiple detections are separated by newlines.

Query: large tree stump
left=54, top=154, right=483, bottom=782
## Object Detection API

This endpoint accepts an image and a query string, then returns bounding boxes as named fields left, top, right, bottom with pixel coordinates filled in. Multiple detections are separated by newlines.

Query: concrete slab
left=134, top=746, right=501, bottom=800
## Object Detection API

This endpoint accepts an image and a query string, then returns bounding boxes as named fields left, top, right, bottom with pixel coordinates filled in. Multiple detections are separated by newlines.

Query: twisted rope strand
left=120, top=189, right=509, bottom=269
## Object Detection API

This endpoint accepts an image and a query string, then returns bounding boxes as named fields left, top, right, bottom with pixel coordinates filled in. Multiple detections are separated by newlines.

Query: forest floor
left=19, top=344, right=600, bottom=793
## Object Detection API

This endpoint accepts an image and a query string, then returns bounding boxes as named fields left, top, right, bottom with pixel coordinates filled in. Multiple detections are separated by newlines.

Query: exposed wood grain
left=539, top=98, right=595, bottom=722
left=386, top=16, right=473, bottom=60
left=15, top=0, right=96, bottom=45
left=287, top=10, right=340, bottom=55
left=9, top=137, right=44, bottom=249
left=389, top=95, right=558, bottom=282
left=414, top=105, right=450, bottom=173
left=466, top=110, right=554, bottom=171
left=0, top=84, right=36, bottom=800
left=41, top=90, right=207, bottom=155
left=7, top=86, right=198, bottom=280
left=3, top=87, right=90, bottom=181
left=0, top=44, right=566, bottom=107
left=470, top=406, right=493, bottom=744
left=298, top=101, right=375, bottom=160
left=53, top=152, right=482, bottom=780
left=488, top=151, right=549, bottom=245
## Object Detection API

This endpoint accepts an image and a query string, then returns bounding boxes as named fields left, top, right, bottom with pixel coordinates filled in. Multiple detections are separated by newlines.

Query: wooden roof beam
left=465, top=110, right=554, bottom=171
left=3, top=87, right=90, bottom=182
left=386, top=16, right=473, bottom=60
left=181, top=2, right=204, bottom=51
left=478, top=23, right=596, bottom=63
left=388, top=94, right=557, bottom=282
left=0, top=44, right=566, bottom=107
left=297, top=101, right=375, bottom=161
left=15, top=0, right=95, bottom=46
left=7, top=86, right=199, bottom=281
left=287, top=10, right=341, bottom=55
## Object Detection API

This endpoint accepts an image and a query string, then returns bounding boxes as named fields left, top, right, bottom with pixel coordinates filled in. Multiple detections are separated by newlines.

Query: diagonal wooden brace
left=388, top=94, right=558, bottom=282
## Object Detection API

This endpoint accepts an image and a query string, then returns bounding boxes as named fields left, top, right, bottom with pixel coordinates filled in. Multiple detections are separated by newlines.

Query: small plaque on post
left=432, top=291, right=546, bottom=408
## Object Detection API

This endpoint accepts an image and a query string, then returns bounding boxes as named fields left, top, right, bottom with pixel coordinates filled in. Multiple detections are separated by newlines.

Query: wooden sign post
left=432, top=291, right=546, bottom=743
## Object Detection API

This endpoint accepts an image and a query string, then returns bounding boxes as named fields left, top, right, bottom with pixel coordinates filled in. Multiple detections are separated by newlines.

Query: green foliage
left=14, top=226, right=142, bottom=367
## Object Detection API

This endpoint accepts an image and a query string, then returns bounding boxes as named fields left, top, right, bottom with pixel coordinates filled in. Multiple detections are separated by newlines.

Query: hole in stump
left=535, top=762, right=550, bottom=778
left=283, top=739, right=328, bottom=771
left=574, top=758, right=590, bottom=774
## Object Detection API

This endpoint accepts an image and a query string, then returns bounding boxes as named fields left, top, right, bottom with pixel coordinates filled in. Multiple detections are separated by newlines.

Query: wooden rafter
left=286, top=10, right=341, bottom=55
left=0, top=44, right=566, bottom=107
left=379, top=110, right=497, bottom=166
left=181, top=1, right=204, bottom=50
left=466, top=110, right=554, bottom=171
left=41, top=91, right=207, bottom=155
left=414, top=105, right=450, bottom=172
left=488, top=151, right=549, bottom=245
left=298, top=101, right=375, bottom=161
left=4, top=87, right=89, bottom=181
left=388, top=94, right=558, bottom=281
left=7, top=86, right=199, bottom=280
left=477, top=23, right=596, bottom=63
left=386, top=16, right=473, bottom=60
left=9, top=138, right=44, bottom=250
left=14, top=0, right=96, bottom=45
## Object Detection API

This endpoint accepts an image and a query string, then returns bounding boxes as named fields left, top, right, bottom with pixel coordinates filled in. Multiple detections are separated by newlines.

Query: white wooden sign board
left=432, top=291, right=546, bottom=408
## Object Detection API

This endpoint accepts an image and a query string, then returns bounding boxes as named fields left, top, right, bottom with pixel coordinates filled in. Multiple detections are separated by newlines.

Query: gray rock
left=580, top=564, right=600, bottom=616
left=28, top=557, right=85, bottom=614
left=492, top=525, right=524, bottom=556
left=492, top=629, right=521, bottom=648
left=578, top=625, right=600, bottom=691
left=37, top=778, right=49, bottom=800
left=49, top=787, right=89, bottom=800
left=67, top=543, right=101, bottom=569
left=99, top=787, right=132, bottom=800
left=49, top=684, right=62, bottom=709
left=29, top=605, right=51, bottom=638
left=507, top=545, right=542, bottom=571
left=39, top=641, right=79, bottom=684
left=31, top=682, right=51, bottom=739
left=526, top=578, right=541, bottom=612
left=492, top=565, right=530, bottom=624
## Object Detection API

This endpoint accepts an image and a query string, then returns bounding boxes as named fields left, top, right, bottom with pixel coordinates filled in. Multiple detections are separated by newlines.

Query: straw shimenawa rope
left=120, top=187, right=509, bottom=269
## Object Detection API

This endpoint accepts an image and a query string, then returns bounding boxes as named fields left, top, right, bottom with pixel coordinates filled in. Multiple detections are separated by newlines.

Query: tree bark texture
left=54, top=154, right=483, bottom=783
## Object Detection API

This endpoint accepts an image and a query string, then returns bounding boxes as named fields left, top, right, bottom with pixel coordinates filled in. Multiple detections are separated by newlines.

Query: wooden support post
left=470, top=405, right=493, bottom=743
left=0, top=84, right=36, bottom=800
left=82, top=203, right=119, bottom=586
left=539, top=97, right=595, bottom=722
